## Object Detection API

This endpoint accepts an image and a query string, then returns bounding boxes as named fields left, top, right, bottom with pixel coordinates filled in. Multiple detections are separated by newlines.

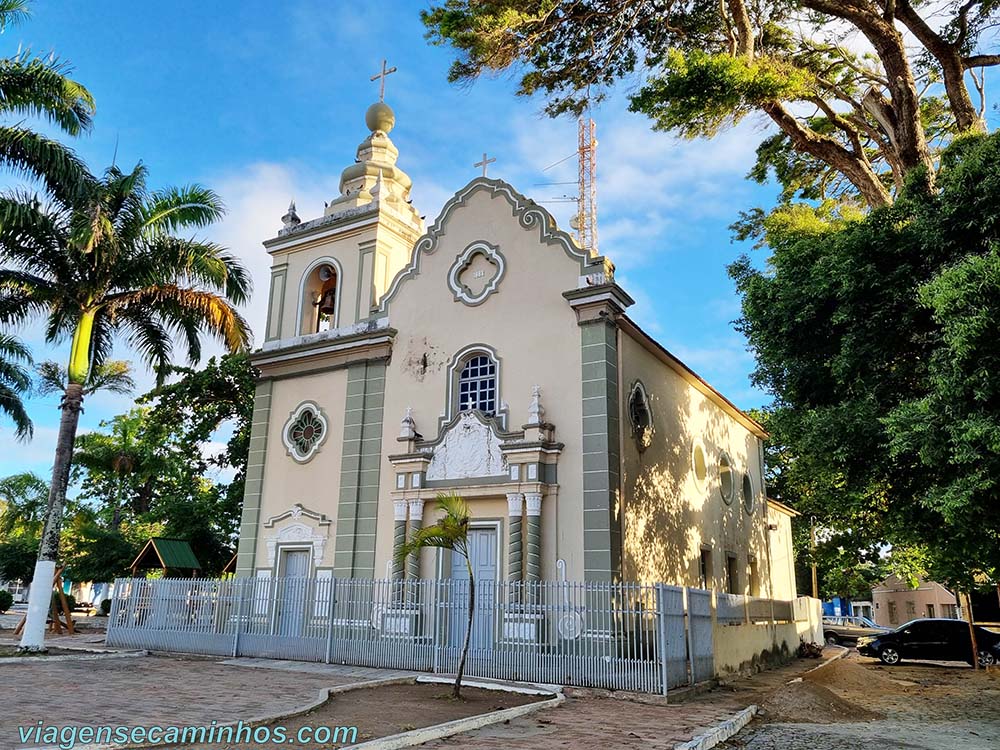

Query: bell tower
left=261, top=95, right=425, bottom=345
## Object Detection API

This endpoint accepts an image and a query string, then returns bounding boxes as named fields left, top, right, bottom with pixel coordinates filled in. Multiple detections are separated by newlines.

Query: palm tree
left=0, top=0, right=95, bottom=198
left=397, top=493, right=474, bottom=699
left=0, top=332, right=31, bottom=439
left=0, top=161, right=251, bottom=651
left=72, top=407, right=173, bottom=528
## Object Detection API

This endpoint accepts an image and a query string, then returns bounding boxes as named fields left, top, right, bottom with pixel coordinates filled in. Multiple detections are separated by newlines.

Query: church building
left=234, top=98, right=797, bottom=603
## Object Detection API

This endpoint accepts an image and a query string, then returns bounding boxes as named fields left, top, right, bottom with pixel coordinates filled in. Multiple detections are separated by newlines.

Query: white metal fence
left=106, top=576, right=792, bottom=694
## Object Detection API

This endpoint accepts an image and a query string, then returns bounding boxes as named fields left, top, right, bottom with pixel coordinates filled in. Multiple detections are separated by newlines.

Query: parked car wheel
left=978, top=650, right=997, bottom=667
left=824, top=633, right=840, bottom=646
left=879, top=646, right=901, bottom=665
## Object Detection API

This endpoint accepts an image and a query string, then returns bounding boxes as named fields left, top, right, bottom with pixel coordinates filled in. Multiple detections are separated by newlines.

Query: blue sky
left=0, top=0, right=787, bottom=477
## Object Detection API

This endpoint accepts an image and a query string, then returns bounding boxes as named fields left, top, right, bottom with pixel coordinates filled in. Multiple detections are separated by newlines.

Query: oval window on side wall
left=742, top=473, right=755, bottom=514
left=719, top=452, right=735, bottom=504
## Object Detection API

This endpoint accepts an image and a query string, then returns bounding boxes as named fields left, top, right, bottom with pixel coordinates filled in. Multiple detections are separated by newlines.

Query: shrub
left=52, top=591, right=76, bottom=612
left=0, top=589, right=13, bottom=613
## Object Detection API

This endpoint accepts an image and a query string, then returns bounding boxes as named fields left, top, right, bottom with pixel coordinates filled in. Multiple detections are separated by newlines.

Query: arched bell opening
left=299, top=261, right=341, bottom=334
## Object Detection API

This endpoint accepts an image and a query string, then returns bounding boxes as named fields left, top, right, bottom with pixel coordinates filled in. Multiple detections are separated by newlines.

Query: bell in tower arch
left=313, top=265, right=338, bottom=329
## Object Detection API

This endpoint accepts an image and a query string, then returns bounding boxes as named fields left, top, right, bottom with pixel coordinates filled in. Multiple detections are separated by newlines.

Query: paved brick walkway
left=422, top=656, right=842, bottom=749
left=1, top=627, right=840, bottom=750
left=2, top=654, right=368, bottom=750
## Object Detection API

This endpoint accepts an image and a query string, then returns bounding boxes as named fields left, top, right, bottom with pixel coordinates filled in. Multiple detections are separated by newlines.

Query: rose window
left=282, top=402, right=328, bottom=463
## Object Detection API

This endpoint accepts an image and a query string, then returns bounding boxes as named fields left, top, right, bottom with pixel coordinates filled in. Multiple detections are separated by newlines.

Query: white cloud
left=203, top=162, right=339, bottom=347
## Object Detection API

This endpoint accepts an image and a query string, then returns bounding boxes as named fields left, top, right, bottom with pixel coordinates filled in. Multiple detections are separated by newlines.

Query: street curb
left=25, top=675, right=561, bottom=750
left=22, top=677, right=415, bottom=750
left=344, top=681, right=564, bottom=750
left=1, top=649, right=147, bottom=665
left=673, top=705, right=758, bottom=750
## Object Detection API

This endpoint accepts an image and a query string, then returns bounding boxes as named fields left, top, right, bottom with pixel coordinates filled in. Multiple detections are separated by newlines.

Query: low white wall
left=713, top=596, right=823, bottom=678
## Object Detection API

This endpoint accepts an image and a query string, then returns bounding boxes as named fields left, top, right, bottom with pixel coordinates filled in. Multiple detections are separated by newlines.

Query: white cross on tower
left=474, top=152, right=496, bottom=177
left=370, top=58, right=398, bottom=102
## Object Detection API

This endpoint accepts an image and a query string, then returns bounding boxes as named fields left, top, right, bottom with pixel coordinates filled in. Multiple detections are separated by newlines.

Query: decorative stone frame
left=262, top=503, right=333, bottom=568
left=441, top=344, right=508, bottom=430
left=282, top=401, right=329, bottom=463
left=296, top=256, right=344, bottom=335
left=627, top=379, right=653, bottom=452
left=447, top=240, right=506, bottom=306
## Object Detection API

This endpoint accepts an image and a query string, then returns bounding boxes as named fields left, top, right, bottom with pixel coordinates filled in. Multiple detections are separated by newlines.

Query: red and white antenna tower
left=574, top=117, right=598, bottom=256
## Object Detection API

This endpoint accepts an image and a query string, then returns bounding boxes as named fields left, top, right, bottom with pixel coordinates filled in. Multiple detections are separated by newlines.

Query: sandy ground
left=179, top=683, right=541, bottom=749
left=719, top=653, right=1000, bottom=750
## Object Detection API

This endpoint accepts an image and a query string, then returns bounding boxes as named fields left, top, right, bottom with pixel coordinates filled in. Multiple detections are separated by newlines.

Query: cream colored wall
left=374, top=187, right=586, bottom=582
left=767, top=507, right=797, bottom=600
left=271, top=227, right=370, bottom=338
left=267, top=212, right=420, bottom=341
left=254, top=369, right=348, bottom=570
left=713, top=596, right=823, bottom=677
left=872, top=576, right=958, bottom=627
left=618, top=331, right=770, bottom=593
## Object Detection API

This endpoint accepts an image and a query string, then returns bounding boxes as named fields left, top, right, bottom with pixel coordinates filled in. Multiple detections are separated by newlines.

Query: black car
left=857, top=618, right=1000, bottom=666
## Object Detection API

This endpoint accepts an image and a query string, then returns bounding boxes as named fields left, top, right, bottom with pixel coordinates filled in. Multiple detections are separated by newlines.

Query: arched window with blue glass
left=458, top=353, right=497, bottom=416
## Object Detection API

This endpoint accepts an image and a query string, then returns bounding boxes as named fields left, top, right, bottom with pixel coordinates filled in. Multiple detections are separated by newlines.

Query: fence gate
left=687, top=587, right=715, bottom=683
left=106, top=576, right=718, bottom=695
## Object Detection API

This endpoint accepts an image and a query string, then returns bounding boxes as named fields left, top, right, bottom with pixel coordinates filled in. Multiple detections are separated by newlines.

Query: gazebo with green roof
left=130, top=538, right=202, bottom=577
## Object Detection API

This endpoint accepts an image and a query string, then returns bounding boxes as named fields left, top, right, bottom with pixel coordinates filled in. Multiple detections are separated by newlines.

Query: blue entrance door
left=450, top=527, right=498, bottom=649
left=278, top=549, right=310, bottom=636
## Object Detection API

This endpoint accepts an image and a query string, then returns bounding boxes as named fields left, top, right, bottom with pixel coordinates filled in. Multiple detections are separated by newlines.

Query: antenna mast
left=576, top=117, right=598, bottom=256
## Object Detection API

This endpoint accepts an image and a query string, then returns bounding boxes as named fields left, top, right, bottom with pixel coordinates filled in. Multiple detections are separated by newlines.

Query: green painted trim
left=235, top=381, right=274, bottom=577
left=579, top=318, right=622, bottom=582
left=333, top=361, right=386, bottom=577
left=438, top=343, right=509, bottom=431
left=377, top=177, right=611, bottom=318
left=356, top=243, right=375, bottom=322
left=265, top=267, right=287, bottom=342
left=447, top=240, right=507, bottom=306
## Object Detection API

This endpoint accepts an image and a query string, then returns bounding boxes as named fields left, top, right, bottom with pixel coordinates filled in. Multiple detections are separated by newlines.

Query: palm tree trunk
left=19, top=382, right=84, bottom=651
left=454, top=556, right=475, bottom=700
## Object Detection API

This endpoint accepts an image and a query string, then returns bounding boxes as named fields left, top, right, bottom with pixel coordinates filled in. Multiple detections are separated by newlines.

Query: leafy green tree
left=0, top=535, right=36, bottom=582
left=60, top=510, right=148, bottom=584
left=0, top=333, right=31, bottom=439
left=732, top=132, right=1000, bottom=591
left=397, top=494, right=473, bottom=699
left=70, top=355, right=256, bottom=574
left=73, top=408, right=170, bottom=528
left=139, top=352, right=257, bottom=530
left=0, top=161, right=251, bottom=650
left=0, top=471, right=48, bottom=537
left=423, top=1, right=999, bottom=208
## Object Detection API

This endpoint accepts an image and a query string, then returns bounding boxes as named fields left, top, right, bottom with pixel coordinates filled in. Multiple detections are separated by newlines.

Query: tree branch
left=762, top=101, right=892, bottom=207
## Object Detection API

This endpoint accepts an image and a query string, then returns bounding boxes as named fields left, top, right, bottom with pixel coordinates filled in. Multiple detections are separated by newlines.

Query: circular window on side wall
left=692, top=441, right=708, bottom=489
left=628, top=380, right=653, bottom=452
left=719, top=452, right=735, bottom=504
left=742, top=473, right=755, bottom=514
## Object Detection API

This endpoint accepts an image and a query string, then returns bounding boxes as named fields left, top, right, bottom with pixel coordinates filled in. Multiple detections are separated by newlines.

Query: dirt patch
left=804, top=657, right=908, bottom=695
left=0, top=645, right=88, bottom=657
left=757, top=680, right=883, bottom=724
left=180, top=682, right=545, bottom=749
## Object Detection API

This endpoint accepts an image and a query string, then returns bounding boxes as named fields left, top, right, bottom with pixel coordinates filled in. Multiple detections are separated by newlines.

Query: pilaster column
left=506, top=493, right=524, bottom=586
left=392, top=500, right=407, bottom=580
left=406, top=499, right=424, bottom=579
left=525, top=493, right=542, bottom=583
